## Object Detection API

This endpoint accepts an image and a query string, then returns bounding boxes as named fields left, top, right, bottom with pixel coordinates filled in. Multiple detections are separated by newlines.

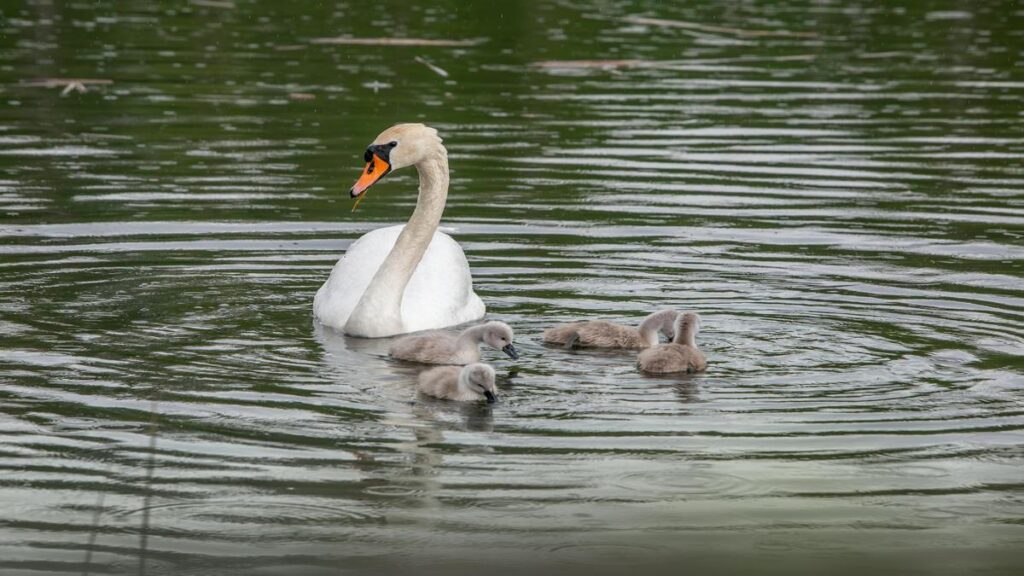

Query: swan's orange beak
left=350, top=153, right=391, bottom=211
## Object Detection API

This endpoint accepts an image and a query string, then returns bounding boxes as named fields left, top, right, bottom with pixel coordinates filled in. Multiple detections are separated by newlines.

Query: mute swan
left=543, top=309, right=679, bottom=349
left=313, top=123, right=485, bottom=337
left=636, top=312, right=707, bottom=374
left=389, top=321, right=518, bottom=365
left=417, top=363, right=498, bottom=403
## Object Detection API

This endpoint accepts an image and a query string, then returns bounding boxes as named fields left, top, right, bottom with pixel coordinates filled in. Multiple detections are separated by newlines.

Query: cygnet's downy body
left=388, top=321, right=518, bottom=365
left=417, top=363, right=498, bottom=403
left=543, top=309, right=679, bottom=350
left=636, top=312, right=707, bottom=374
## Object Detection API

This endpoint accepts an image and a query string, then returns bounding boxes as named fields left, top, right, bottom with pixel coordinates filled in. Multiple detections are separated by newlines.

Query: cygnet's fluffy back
left=389, top=330, right=471, bottom=365
left=543, top=309, right=679, bottom=349
left=636, top=312, right=706, bottom=374
left=389, top=321, right=519, bottom=365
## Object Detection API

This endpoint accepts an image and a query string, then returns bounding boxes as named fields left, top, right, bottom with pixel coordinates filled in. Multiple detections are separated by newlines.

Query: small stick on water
left=60, top=82, right=87, bottom=96
left=535, top=59, right=641, bottom=69
left=22, top=78, right=113, bottom=97
left=191, top=0, right=235, bottom=8
left=625, top=16, right=818, bottom=38
left=414, top=56, right=449, bottom=78
left=352, top=194, right=366, bottom=212
left=310, top=37, right=482, bottom=47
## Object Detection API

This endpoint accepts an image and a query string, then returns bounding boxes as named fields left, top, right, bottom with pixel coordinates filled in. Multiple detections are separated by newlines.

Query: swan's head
left=480, top=321, right=519, bottom=360
left=459, top=363, right=498, bottom=403
left=350, top=123, right=443, bottom=203
left=658, top=309, right=681, bottom=341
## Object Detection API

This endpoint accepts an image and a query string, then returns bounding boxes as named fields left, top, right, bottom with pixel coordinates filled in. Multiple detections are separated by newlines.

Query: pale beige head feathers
left=371, top=123, right=444, bottom=171
left=459, top=363, right=498, bottom=403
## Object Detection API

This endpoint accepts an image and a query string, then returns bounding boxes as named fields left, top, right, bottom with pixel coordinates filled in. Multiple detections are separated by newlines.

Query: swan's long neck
left=675, top=318, right=698, bottom=347
left=344, top=150, right=449, bottom=337
left=637, top=310, right=675, bottom=347
left=456, top=325, right=486, bottom=348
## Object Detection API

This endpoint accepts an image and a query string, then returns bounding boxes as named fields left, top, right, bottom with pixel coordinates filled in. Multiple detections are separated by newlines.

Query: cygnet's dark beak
left=484, top=390, right=497, bottom=404
left=501, top=344, right=519, bottom=360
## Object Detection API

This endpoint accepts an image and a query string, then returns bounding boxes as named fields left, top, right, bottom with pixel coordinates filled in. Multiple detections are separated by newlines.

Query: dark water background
left=1, top=1, right=1023, bottom=574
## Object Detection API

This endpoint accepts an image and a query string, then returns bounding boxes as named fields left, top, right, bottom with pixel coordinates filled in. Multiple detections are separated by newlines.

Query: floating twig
left=61, top=82, right=87, bottom=96
left=414, top=56, right=449, bottom=77
left=23, top=78, right=113, bottom=88
left=535, top=59, right=642, bottom=69
left=363, top=81, right=390, bottom=94
left=310, top=37, right=483, bottom=47
left=288, top=92, right=316, bottom=101
left=190, top=0, right=236, bottom=8
left=624, top=16, right=818, bottom=38
left=21, top=78, right=113, bottom=96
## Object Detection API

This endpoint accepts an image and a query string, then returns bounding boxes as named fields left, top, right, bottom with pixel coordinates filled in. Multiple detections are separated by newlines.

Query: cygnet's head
left=659, top=309, right=682, bottom=341
left=459, top=363, right=498, bottom=403
left=480, top=321, right=519, bottom=360
left=674, top=312, right=702, bottom=345
left=350, top=123, right=443, bottom=201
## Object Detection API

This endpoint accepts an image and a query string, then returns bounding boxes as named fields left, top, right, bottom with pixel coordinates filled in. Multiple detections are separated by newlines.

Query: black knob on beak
left=502, top=344, right=519, bottom=360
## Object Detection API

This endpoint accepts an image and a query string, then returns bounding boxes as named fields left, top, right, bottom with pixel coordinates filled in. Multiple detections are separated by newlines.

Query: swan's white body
left=313, top=224, right=484, bottom=334
left=313, top=124, right=486, bottom=337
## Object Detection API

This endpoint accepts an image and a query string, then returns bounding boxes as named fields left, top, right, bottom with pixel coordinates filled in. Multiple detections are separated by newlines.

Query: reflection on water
left=1, top=0, right=1023, bottom=574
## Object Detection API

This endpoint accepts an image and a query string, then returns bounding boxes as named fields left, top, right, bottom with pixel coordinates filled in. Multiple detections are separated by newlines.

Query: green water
left=1, top=1, right=1023, bottom=574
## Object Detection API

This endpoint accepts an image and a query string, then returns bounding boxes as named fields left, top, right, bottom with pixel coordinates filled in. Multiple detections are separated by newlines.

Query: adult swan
left=313, top=124, right=485, bottom=337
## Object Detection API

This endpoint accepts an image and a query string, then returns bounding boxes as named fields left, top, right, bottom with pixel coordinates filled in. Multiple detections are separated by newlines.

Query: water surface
left=1, top=1, right=1023, bottom=574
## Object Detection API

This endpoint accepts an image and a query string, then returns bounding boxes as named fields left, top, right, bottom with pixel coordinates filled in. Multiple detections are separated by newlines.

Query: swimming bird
left=313, top=124, right=485, bottom=337
left=636, top=312, right=707, bottom=374
left=543, top=309, right=679, bottom=350
left=417, top=363, right=498, bottom=403
left=389, top=321, right=518, bottom=365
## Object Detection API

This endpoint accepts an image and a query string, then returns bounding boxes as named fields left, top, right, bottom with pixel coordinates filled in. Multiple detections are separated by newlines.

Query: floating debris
left=310, top=37, right=483, bottom=47
left=535, top=59, right=642, bottom=69
left=624, top=16, right=818, bottom=38
left=414, top=56, right=449, bottom=78
left=190, top=0, right=236, bottom=8
left=857, top=51, right=911, bottom=60
left=288, top=92, right=316, bottom=101
left=61, top=83, right=86, bottom=96
left=21, top=78, right=113, bottom=96
left=362, top=81, right=391, bottom=94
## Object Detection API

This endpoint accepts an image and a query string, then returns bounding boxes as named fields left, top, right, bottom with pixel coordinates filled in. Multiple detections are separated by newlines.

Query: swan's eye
left=388, top=141, right=398, bottom=148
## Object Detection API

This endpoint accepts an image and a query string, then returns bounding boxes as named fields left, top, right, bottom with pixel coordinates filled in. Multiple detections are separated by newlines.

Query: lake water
left=1, top=1, right=1023, bottom=574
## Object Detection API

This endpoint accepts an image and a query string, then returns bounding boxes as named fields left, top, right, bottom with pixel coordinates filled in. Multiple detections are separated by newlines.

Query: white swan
left=313, top=124, right=485, bottom=338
